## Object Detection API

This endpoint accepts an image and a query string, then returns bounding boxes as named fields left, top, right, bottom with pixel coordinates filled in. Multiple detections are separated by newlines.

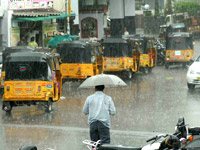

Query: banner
left=9, top=0, right=54, bottom=10
left=11, top=28, right=20, bottom=47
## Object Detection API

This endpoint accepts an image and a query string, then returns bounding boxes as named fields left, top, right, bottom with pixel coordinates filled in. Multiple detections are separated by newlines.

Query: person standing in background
left=17, top=36, right=27, bottom=46
left=28, top=37, right=38, bottom=48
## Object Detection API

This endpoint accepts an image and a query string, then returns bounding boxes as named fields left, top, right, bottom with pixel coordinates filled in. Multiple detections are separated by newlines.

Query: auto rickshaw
left=101, top=37, right=139, bottom=79
left=56, top=40, right=103, bottom=81
left=0, top=46, right=35, bottom=90
left=165, top=32, right=193, bottom=69
left=2, top=52, right=62, bottom=113
left=123, top=35, right=157, bottom=74
left=138, top=35, right=157, bottom=74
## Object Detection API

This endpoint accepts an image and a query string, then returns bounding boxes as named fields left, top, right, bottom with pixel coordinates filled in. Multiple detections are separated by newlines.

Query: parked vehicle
left=56, top=40, right=103, bottom=82
left=156, top=39, right=165, bottom=66
left=102, top=35, right=156, bottom=78
left=82, top=117, right=187, bottom=150
left=102, top=37, right=138, bottom=79
left=2, top=52, right=62, bottom=113
left=0, top=46, right=35, bottom=90
left=165, top=32, right=194, bottom=69
left=186, top=55, right=200, bottom=90
left=138, top=35, right=157, bottom=74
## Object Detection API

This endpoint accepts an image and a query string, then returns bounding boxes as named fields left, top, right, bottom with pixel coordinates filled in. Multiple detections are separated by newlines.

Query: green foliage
left=144, top=11, right=152, bottom=17
left=154, top=0, right=160, bottom=16
left=174, top=1, right=200, bottom=17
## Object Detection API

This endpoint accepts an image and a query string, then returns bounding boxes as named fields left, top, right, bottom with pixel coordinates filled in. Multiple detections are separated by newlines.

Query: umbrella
left=47, top=34, right=78, bottom=48
left=78, top=74, right=127, bottom=89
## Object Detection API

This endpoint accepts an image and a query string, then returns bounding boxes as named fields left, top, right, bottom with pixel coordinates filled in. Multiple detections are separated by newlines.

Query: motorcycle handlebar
left=146, top=134, right=168, bottom=143
left=146, top=136, right=157, bottom=142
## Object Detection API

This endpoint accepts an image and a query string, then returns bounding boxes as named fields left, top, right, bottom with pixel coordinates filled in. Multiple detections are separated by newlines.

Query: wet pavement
left=1, top=40, right=200, bottom=150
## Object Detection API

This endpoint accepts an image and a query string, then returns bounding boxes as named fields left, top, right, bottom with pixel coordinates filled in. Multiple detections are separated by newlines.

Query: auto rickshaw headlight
left=7, top=86, right=10, bottom=92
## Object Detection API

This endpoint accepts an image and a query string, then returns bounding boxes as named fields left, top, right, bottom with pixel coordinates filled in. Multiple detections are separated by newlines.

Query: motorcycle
left=156, top=39, right=165, bottom=66
left=19, top=146, right=55, bottom=150
left=83, top=117, right=187, bottom=150
left=184, top=127, right=200, bottom=149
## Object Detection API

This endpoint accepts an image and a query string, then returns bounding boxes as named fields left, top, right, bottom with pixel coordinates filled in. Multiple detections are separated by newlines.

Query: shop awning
left=15, top=14, right=75, bottom=22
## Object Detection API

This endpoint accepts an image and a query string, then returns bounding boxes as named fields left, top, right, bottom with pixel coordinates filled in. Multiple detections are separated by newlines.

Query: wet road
left=1, top=40, right=200, bottom=150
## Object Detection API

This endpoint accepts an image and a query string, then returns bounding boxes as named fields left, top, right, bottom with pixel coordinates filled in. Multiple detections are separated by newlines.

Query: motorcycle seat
left=100, top=144, right=141, bottom=150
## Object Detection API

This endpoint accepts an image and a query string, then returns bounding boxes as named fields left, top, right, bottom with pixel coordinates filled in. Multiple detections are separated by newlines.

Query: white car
left=186, top=56, right=200, bottom=89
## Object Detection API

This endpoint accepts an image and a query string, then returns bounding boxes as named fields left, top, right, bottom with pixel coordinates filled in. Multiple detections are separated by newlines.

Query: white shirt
left=83, top=91, right=116, bottom=128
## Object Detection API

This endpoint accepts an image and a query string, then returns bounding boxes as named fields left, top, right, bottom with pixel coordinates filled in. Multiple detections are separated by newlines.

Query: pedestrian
left=82, top=85, right=116, bottom=145
left=17, top=36, right=27, bottom=46
left=124, top=27, right=129, bottom=35
left=28, top=37, right=38, bottom=48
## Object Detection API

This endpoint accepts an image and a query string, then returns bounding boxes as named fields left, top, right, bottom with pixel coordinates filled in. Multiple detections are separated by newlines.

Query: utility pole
left=64, top=0, right=70, bottom=34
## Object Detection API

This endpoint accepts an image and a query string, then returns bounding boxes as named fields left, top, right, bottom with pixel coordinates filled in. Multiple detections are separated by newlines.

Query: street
left=0, top=40, right=200, bottom=150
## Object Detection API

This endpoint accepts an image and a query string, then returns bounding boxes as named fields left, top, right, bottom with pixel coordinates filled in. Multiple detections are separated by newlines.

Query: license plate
left=197, top=77, right=200, bottom=80
left=175, top=51, right=181, bottom=56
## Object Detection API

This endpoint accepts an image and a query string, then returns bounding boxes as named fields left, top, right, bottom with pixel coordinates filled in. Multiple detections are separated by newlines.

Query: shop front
left=8, top=0, right=73, bottom=47
left=12, top=9, right=67, bottom=47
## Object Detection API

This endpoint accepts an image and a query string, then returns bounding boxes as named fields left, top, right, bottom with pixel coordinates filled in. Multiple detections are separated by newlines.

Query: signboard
left=43, top=23, right=57, bottom=37
left=9, top=0, right=54, bottom=10
left=11, top=27, right=20, bottom=47
left=43, top=23, right=57, bottom=46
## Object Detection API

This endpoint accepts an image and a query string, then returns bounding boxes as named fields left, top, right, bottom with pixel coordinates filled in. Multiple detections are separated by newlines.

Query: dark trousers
left=90, top=121, right=110, bottom=144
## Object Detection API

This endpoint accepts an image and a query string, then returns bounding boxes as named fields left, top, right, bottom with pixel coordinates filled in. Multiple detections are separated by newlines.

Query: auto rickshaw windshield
left=103, top=43, right=131, bottom=57
left=166, top=37, right=193, bottom=50
left=58, top=47, right=92, bottom=63
left=5, top=61, right=52, bottom=81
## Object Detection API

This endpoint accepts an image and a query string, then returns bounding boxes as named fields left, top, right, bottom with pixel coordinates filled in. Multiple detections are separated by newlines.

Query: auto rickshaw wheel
left=45, top=100, right=52, bottom=113
left=165, top=63, right=169, bottom=69
left=2, top=102, right=12, bottom=113
left=128, top=70, right=133, bottom=79
left=182, top=63, right=187, bottom=68
left=187, top=83, right=195, bottom=90
left=143, top=67, right=149, bottom=74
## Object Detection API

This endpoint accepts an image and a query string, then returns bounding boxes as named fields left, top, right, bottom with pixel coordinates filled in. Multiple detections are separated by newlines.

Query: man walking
left=83, top=85, right=116, bottom=144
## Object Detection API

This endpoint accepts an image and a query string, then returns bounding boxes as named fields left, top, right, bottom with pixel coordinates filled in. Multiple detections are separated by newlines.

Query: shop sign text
left=9, top=0, right=54, bottom=10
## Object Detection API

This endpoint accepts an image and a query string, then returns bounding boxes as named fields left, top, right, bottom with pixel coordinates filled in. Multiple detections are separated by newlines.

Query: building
left=0, top=0, right=75, bottom=47
left=79, top=0, right=108, bottom=40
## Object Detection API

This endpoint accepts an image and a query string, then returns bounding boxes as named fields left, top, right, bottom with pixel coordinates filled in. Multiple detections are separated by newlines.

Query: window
left=81, top=17, right=98, bottom=38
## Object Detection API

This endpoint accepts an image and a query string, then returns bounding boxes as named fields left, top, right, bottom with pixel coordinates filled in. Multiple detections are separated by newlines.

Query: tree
left=154, top=0, right=160, bottom=17
left=174, top=1, right=200, bottom=17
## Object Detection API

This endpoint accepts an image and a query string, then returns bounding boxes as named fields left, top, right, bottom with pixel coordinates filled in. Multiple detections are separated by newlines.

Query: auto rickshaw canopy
left=57, top=41, right=93, bottom=64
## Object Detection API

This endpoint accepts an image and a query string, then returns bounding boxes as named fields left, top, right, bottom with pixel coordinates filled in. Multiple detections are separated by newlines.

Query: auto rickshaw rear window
left=59, top=47, right=92, bottom=63
left=103, top=43, right=130, bottom=57
left=5, top=62, right=52, bottom=81
left=167, top=37, right=193, bottom=50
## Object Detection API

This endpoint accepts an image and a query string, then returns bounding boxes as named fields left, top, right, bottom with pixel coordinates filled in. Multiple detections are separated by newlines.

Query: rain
left=1, top=0, right=200, bottom=150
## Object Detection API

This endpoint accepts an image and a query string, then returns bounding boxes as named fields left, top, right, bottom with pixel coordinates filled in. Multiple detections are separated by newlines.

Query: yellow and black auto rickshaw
left=56, top=40, right=103, bottom=81
left=102, top=37, right=138, bottom=79
left=2, top=52, right=62, bottom=113
left=0, top=46, right=35, bottom=91
left=165, top=32, right=193, bottom=69
left=138, top=35, right=157, bottom=74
